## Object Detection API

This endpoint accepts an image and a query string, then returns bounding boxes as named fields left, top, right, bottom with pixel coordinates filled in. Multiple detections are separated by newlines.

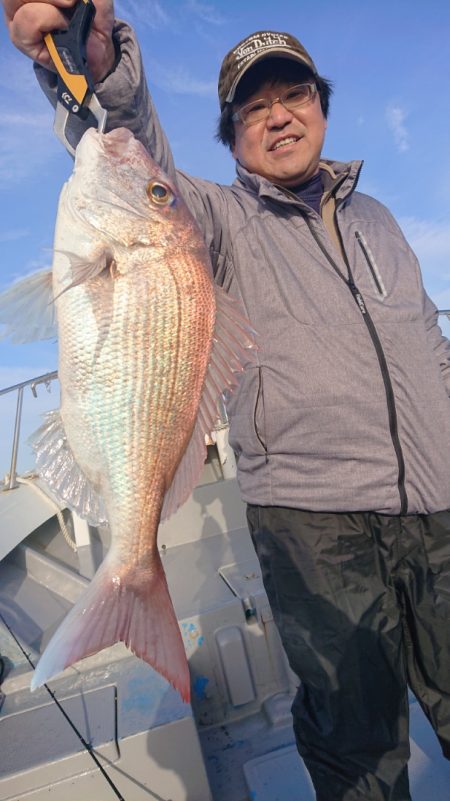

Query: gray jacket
left=37, top=21, right=450, bottom=515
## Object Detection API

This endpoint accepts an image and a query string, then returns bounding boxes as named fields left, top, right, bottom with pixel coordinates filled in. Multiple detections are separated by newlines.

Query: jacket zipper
left=346, top=280, right=407, bottom=513
left=254, top=366, right=268, bottom=462
left=355, top=230, right=386, bottom=298
left=305, top=212, right=408, bottom=514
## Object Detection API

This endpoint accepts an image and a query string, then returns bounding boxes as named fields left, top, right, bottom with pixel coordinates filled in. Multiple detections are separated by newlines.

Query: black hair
left=215, top=57, right=333, bottom=151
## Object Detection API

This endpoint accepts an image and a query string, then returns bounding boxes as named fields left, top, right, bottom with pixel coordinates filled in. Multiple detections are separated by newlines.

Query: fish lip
left=268, top=134, right=301, bottom=152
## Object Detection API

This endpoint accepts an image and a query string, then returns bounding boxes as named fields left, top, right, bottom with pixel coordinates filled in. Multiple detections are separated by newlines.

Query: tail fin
left=30, top=552, right=190, bottom=702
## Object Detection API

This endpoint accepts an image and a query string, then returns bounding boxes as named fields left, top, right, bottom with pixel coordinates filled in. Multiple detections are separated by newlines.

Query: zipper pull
left=348, top=280, right=367, bottom=315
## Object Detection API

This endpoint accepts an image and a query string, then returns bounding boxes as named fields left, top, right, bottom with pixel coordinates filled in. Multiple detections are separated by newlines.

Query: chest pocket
left=355, top=230, right=388, bottom=299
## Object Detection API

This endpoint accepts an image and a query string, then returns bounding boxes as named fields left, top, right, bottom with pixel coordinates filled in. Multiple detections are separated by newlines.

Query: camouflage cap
left=218, top=31, right=318, bottom=110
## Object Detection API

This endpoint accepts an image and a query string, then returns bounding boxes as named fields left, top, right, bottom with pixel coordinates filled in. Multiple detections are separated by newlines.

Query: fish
left=0, top=127, right=255, bottom=701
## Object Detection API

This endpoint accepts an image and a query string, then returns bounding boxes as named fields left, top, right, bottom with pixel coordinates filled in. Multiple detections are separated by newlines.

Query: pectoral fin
left=54, top=246, right=116, bottom=298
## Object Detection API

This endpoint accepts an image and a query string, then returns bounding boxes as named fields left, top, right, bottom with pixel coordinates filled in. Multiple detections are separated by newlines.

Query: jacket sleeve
left=375, top=204, right=450, bottom=395
left=410, top=251, right=450, bottom=396
left=422, top=290, right=450, bottom=396
left=402, top=236, right=450, bottom=396
left=34, top=20, right=231, bottom=279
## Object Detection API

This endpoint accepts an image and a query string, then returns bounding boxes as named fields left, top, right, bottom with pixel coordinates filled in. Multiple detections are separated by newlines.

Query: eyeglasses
left=231, top=83, right=317, bottom=126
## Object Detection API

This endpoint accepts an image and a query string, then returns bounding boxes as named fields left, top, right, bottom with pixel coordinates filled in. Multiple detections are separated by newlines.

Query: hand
left=2, top=0, right=116, bottom=83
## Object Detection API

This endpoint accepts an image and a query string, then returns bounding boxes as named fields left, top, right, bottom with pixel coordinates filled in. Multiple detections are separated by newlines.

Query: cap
left=218, top=31, right=318, bottom=110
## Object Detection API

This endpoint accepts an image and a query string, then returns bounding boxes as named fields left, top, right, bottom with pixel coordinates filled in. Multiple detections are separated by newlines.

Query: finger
left=2, top=0, right=76, bottom=26
left=7, top=3, right=71, bottom=66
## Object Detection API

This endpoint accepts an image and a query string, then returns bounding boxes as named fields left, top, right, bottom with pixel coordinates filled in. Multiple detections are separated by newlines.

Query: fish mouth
left=82, top=126, right=136, bottom=151
left=101, top=128, right=145, bottom=160
left=81, top=127, right=152, bottom=168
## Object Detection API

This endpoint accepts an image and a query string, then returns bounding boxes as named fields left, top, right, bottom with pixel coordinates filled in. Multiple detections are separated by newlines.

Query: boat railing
left=0, top=368, right=233, bottom=492
left=2, top=309, right=450, bottom=493
left=0, top=370, right=58, bottom=491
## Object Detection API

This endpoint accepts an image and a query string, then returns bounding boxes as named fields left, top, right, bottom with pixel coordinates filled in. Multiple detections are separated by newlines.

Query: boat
left=1, top=356, right=449, bottom=801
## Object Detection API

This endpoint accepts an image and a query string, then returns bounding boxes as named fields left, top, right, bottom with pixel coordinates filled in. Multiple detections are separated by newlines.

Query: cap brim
left=225, top=48, right=317, bottom=104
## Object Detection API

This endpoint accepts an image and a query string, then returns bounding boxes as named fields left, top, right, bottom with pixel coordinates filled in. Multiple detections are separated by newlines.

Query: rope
left=15, top=474, right=77, bottom=552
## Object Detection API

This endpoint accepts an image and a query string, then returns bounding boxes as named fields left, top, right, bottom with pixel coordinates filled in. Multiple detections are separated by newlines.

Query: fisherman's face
left=231, top=77, right=327, bottom=187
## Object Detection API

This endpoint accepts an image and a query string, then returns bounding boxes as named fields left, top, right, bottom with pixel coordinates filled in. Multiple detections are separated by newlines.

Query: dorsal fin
left=0, top=269, right=56, bottom=343
left=161, top=285, right=256, bottom=520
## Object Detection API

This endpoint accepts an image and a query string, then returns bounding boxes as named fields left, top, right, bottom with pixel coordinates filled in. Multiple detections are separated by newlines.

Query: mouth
left=269, top=136, right=301, bottom=152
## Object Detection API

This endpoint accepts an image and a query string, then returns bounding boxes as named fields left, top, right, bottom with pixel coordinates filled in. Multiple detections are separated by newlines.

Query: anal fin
left=31, top=410, right=107, bottom=526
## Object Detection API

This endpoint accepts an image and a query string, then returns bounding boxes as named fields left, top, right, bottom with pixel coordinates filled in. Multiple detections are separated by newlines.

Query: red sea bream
left=0, top=127, right=255, bottom=701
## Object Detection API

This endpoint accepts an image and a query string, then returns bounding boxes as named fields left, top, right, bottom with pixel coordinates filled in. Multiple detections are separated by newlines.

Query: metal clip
left=44, top=0, right=107, bottom=155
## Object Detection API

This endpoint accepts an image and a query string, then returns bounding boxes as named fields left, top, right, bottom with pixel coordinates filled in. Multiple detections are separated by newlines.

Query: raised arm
left=2, top=0, right=176, bottom=173
left=2, top=0, right=231, bottom=276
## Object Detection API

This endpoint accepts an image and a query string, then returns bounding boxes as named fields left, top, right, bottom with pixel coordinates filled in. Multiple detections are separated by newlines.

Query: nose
left=267, top=98, right=293, bottom=127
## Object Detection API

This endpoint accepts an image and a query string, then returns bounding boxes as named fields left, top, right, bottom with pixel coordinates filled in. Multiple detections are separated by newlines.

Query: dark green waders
left=247, top=506, right=450, bottom=801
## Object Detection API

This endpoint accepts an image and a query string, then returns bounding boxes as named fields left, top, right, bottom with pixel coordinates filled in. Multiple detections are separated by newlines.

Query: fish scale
left=61, top=279, right=210, bottom=550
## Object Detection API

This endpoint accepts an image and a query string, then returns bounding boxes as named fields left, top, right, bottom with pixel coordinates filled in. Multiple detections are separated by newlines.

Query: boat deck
left=0, top=476, right=449, bottom=800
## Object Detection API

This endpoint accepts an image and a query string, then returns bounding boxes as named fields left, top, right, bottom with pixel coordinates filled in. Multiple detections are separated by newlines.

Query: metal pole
left=216, top=394, right=229, bottom=427
left=8, top=387, right=24, bottom=490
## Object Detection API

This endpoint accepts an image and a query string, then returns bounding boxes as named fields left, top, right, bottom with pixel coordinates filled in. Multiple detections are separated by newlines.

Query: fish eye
left=146, top=181, right=174, bottom=206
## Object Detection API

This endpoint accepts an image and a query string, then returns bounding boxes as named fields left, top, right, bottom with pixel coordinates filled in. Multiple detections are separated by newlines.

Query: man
left=3, top=3, right=450, bottom=799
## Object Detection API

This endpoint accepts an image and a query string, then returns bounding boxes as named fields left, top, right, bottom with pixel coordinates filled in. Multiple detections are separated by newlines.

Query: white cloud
left=0, top=119, right=55, bottom=183
left=0, top=111, right=50, bottom=129
left=0, top=52, right=60, bottom=183
left=432, top=289, right=450, bottom=311
left=0, top=228, right=30, bottom=244
left=385, top=105, right=409, bottom=153
left=0, top=51, right=41, bottom=99
left=147, top=59, right=216, bottom=96
left=185, top=0, right=227, bottom=25
left=398, top=217, right=450, bottom=280
left=114, top=0, right=170, bottom=29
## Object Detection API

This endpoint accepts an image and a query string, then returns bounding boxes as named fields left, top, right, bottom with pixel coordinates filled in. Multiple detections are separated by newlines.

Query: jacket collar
left=234, top=157, right=363, bottom=207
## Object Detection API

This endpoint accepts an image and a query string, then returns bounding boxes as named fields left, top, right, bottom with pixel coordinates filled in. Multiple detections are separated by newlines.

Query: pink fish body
left=0, top=128, right=254, bottom=699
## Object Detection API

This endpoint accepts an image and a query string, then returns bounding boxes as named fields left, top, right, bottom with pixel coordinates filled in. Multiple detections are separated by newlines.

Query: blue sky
left=1, top=0, right=450, bottom=476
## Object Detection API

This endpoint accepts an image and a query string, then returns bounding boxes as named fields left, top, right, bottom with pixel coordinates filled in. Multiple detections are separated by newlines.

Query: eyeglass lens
left=239, top=83, right=315, bottom=125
